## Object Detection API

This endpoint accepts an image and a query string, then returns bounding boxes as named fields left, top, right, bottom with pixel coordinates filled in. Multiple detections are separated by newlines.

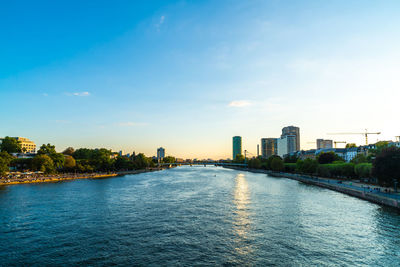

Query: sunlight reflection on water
left=233, top=173, right=252, bottom=256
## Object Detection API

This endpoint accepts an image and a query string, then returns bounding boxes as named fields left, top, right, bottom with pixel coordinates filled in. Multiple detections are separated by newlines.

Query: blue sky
left=1, top=0, right=400, bottom=159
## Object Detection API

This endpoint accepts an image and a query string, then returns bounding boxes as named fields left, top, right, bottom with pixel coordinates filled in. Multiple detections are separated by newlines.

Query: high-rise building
left=232, top=136, right=242, bottom=160
left=261, top=138, right=278, bottom=158
left=157, top=147, right=165, bottom=162
left=281, top=126, right=300, bottom=151
left=316, top=139, right=333, bottom=149
left=277, top=135, right=297, bottom=157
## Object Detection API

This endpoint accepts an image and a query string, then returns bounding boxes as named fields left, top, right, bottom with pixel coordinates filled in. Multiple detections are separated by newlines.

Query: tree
left=62, top=147, right=75, bottom=156
left=284, top=154, right=298, bottom=163
left=162, top=156, right=176, bottom=163
left=64, top=155, right=76, bottom=170
left=233, top=154, right=245, bottom=163
left=248, top=157, right=262, bottom=169
left=0, top=151, right=15, bottom=176
left=37, top=144, right=57, bottom=155
left=0, top=158, right=9, bottom=176
left=296, top=159, right=318, bottom=174
left=270, top=157, right=284, bottom=171
left=346, top=143, right=357, bottom=148
left=373, top=147, right=400, bottom=187
left=37, top=143, right=64, bottom=169
left=355, top=163, right=372, bottom=178
left=318, top=152, right=342, bottom=164
left=351, top=154, right=368, bottom=164
left=0, top=137, right=22, bottom=154
left=31, top=155, right=55, bottom=174
left=0, top=151, right=14, bottom=165
left=132, top=153, right=152, bottom=169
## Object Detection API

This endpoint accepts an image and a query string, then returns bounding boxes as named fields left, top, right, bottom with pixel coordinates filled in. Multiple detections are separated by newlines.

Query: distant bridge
left=158, top=162, right=248, bottom=167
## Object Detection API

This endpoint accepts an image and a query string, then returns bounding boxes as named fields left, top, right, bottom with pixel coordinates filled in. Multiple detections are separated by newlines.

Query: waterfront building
left=344, top=147, right=358, bottom=162
left=277, top=135, right=297, bottom=158
left=232, top=136, right=242, bottom=160
left=157, top=147, right=165, bottom=162
left=261, top=138, right=278, bottom=158
left=281, top=126, right=300, bottom=151
left=317, top=139, right=333, bottom=149
left=4, top=137, right=37, bottom=153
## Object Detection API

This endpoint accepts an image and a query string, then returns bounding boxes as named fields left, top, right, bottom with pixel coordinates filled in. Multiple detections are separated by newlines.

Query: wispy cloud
left=42, top=93, right=48, bottom=97
left=65, top=91, right=90, bottom=97
left=155, top=15, right=165, bottom=31
left=73, top=91, right=90, bottom=97
left=228, top=100, right=252, bottom=108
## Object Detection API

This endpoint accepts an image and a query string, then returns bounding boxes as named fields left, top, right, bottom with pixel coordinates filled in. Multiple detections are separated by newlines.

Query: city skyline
left=1, top=0, right=400, bottom=158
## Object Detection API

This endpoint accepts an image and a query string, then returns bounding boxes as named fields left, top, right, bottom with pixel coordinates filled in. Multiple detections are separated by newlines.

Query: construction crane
left=327, top=129, right=381, bottom=145
left=308, top=141, right=345, bottom=149
left=334, top=141, right=346, bottom=148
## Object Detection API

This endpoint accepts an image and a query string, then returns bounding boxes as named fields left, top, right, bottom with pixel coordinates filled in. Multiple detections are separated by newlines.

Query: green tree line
left=245, top=147, right=400, bottom=188
left=0, top=143, right=157, bottom=176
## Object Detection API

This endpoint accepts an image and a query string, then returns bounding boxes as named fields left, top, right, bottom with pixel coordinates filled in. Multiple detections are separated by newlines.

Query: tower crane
left=333, top=141, right=346, bottom=148
left=307, top=141, right=346, bottom=148
left=327, top=129, right=381, bottom=145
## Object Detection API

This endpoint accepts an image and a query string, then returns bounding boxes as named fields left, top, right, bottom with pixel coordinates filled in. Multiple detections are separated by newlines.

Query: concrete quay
left=225, top=166, right=400, bottom=210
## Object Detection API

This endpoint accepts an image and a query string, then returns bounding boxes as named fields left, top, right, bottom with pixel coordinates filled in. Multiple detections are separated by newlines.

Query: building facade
left=261, top=138, right=278, bottom=158
left=277, top=135, right=297, bottom=158
left=232, top=136, right=242, bottom=160
left=317, top=139, right=333, bottom=149
left=157, top=147, right=165, bottom=162
left=281, top=126, right=300, bottom=151
left=15, top=137, right=36, bottom=153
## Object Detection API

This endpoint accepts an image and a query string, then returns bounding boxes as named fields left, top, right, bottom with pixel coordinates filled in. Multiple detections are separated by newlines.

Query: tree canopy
left=270, top=157, right=284, bottom=171
left=0, top=137, right=22, bottom=154
left=373, top=147, right=400, bottom=187
left=346, top=143, right=357, bottom=148
left=317, top=152, right=342, bottom=164
left=31, top=154, right=55, bottom=174
left=62, top=147, right=75, bottom=156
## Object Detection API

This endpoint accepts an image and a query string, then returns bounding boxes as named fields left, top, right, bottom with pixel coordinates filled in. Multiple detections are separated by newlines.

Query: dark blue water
left=1, top=166, right=400, bottom=266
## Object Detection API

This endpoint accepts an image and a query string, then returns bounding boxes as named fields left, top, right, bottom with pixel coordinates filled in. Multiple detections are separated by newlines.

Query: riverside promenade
left=0, top=168, right=163, bottom=186
left=225, top=166, right=400, bottom=210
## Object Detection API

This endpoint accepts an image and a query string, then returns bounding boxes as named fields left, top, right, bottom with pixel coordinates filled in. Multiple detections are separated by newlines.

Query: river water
left=1, top=166, right=399, bottom=266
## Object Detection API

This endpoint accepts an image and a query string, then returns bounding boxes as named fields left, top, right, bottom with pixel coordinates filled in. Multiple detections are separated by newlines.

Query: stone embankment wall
left=225, top=166, right=400, bottom=210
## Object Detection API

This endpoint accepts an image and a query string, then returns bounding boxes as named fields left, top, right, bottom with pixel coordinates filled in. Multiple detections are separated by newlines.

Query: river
left=1, top=166, right=399, bottom=266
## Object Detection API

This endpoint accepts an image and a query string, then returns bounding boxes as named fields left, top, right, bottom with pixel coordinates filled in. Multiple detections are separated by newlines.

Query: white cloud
left=42, top=93, right=48, bottom=97
left=155, top=15, right=165, bottom=31
left=72, top=91, right=90, bottom=97
left=228, top=100, right=251, bottom=108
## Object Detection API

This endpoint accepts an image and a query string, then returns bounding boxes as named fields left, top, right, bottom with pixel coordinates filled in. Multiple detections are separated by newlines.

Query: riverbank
left=225, top=166, right=400, bottom=210
left=0, top=167, right=164, bottom=186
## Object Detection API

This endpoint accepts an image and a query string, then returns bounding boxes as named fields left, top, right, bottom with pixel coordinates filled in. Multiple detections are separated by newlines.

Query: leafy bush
left=318, top=152, right=342, bottom=164
left=296, top=159, right=318, bottom=174
left=324, top=163, right=355, bottom=179
left=271, top=157, right=284, bottom=171
left=317, top=164, right=330, bottom=177
left=284, top=163, right=296, bottom=173
left=355, top=163, right=372, bottom=178
left=373, top=147, right=400, bottom=186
